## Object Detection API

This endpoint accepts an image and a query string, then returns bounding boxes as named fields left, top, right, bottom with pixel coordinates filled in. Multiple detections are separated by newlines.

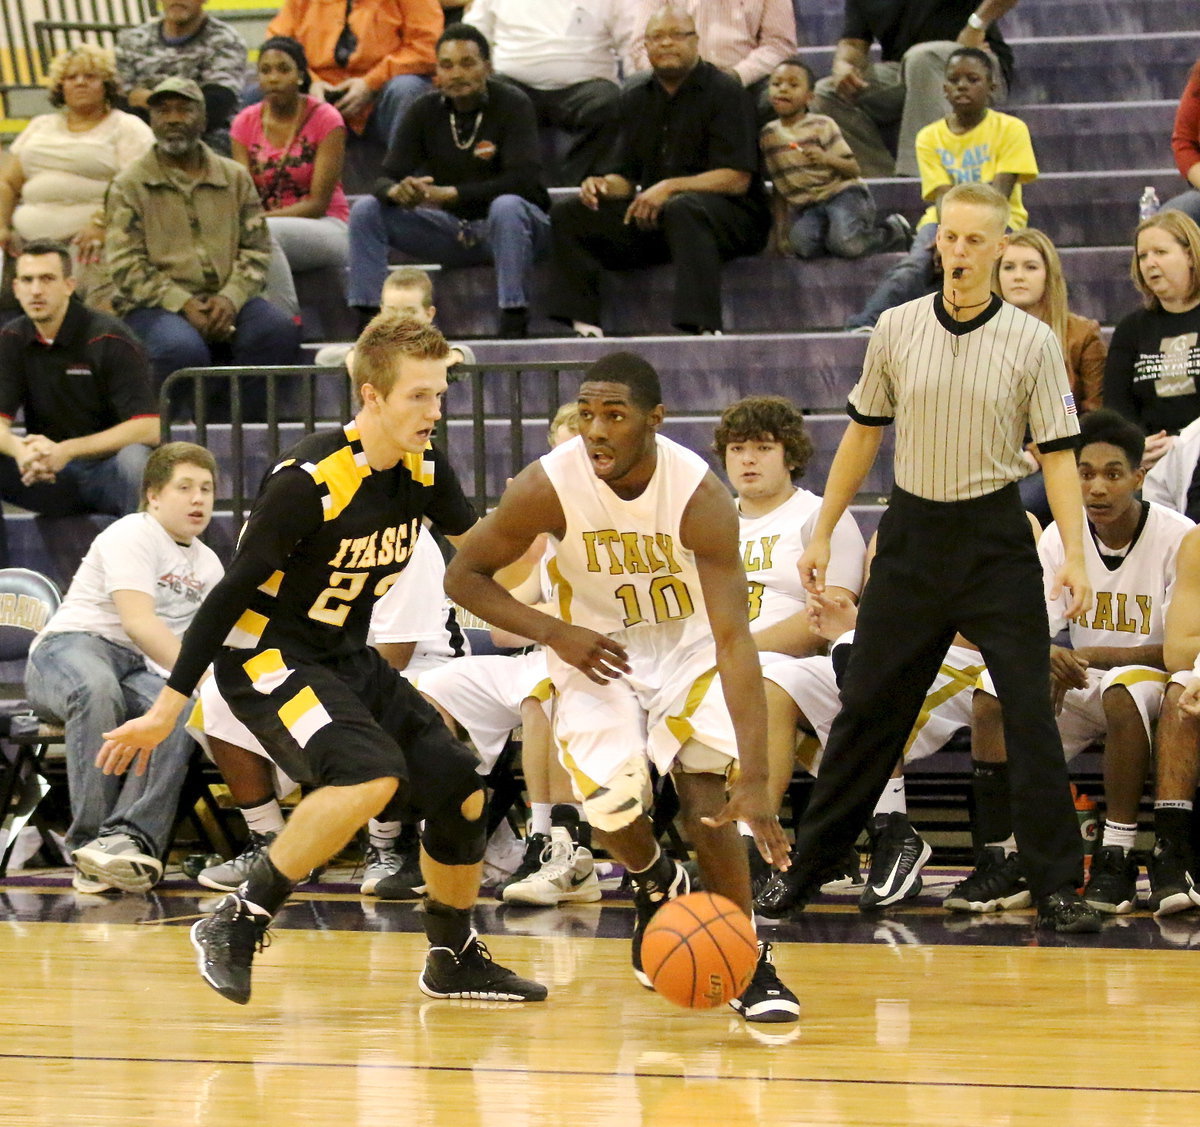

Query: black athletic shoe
left=745, top=835, right=773, bottom=901
left=374, top=839, right=426, bottom=900
left=754, top=853, right=813, bottom=918
left=1082, top=845, right=1138, bottom=914
left=493, top=832, right=550, bottom=901
left=728, top=941, right=800, bottom=1023
left=1147, top=837, right=1200, bottom=917
left=817, top=844, right=865, bottom=892
left=190, top=894, right=271, bottom=1005
left=859, top=813, right=931, bottom=910
left=631, top=858, right=690, bottom=988
left=1036, top=887, right=1102, bottom=933
left=419, top=932, right=548, bottom=1001
left=943, top=846, right=1032, bottom=912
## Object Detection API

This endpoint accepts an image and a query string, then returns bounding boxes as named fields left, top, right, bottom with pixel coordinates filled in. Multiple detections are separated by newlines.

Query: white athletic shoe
left=502, top=826, right=602, bottom=906
left=72, top=833, right=163, bottom=893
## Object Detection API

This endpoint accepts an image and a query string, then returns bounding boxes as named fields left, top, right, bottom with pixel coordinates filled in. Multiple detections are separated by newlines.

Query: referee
left=758, top=182, right=1102, bottom=932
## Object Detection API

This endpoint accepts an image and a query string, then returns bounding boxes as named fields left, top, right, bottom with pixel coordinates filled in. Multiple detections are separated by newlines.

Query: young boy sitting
left=759, top=57, right=911, bottom=260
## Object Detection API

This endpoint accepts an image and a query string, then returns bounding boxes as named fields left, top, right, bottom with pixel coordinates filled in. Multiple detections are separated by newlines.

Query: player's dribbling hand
left=96, top=714, right=175, bottom=776
left=548, top=622, right=630, bottom=684
left=702, top=778, right=791, bottom=870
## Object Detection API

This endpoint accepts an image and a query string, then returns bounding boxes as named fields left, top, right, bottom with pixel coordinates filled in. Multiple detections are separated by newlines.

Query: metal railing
left=158, top=361, right=590, bottom=527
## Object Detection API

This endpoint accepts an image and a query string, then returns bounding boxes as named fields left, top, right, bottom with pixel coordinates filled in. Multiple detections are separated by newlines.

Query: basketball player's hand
left=1049, top=558, right=1092, bottom=620
left=797, top=537, right=831, bottom=596
left=548, top=622, right=630, bottom=684
left=807, top=589, right=857, bottom=641
left=1179, top=676, right=1200, bottom=718
left=96, top=714, right=175, bottom=776
left=1049, top=644, right=1088, bottom=714
left=703, top=778, right=791, bottom=869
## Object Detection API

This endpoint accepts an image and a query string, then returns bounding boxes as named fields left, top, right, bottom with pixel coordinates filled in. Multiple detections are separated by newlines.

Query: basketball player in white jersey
left=967, top=409, right=1192, bottom=915
left=446, top=353, right=798, bottom=1024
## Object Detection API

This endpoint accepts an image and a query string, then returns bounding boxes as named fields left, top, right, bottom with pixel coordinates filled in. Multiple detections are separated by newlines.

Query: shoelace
left=535, top=838, right=578, bottom=880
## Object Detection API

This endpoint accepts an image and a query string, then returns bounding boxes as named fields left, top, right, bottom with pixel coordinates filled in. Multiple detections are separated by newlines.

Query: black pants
left=547, top=192, right=768, bottom=333
left=498, top=76, right=622, bottom=185
left=793, top=483, right=1083, bottom=899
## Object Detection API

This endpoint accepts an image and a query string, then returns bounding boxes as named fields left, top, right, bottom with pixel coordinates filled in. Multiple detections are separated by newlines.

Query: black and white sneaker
left=631, top=858, right=690, bottom=988
left=728, top=942, right=799, bottom=1024
left=493, top=832, right=550, bottom=901
left=373, top=838, right=426, bottom=900
left=1036, top=887, right=1102, bottom=933
left=1082, top=845, right=1138, bottom=914
left=198, top=830, right=277, bottom=893
left=419, top=931, right=548, bottom=1001
left=943, top=846, right=1032, bottom=912
left=1147, top=837, right=1200, bottom=917
left=754, top=854, right=813, bottom=918
left=859, top=813, right=931, bottom=910
left=190, top=893, right=271, bottom=1005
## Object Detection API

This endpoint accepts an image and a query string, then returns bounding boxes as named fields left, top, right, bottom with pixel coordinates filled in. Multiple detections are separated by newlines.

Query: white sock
left=987, top=834, right=1017, bottom=857
left=629, top=844, right=662, bottom=875
left=240, top=798, right=285, bottom=836
left=368, top=819, right=401, bottom=850
left=530, top=803, right=553, bottom=837
left=1101, top=819, right=1138, bottom=853
left=572, top=320, right=603, bottom=338
left=873, top=777, right=907, bottom=817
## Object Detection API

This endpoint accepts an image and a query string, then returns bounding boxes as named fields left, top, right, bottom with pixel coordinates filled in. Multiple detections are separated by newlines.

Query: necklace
left=450, top=107, right=483, bottom=151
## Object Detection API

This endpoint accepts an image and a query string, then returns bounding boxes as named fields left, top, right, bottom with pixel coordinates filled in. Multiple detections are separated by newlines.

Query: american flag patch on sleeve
left=1062, top=392, right=1077, bottom=416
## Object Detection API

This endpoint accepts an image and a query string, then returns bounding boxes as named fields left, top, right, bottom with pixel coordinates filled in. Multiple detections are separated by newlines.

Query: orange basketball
left=641, top=892, right=759, bottom=1009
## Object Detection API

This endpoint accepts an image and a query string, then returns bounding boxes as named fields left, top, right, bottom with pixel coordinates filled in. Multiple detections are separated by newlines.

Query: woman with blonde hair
left=0, top=44, right=153, bottom=301
left=993, top=227, right=1106, bottom=413
left=1105, top=208, right=1200, bottom=469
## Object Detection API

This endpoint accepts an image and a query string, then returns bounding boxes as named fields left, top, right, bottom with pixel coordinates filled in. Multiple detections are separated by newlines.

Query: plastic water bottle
left=1139, top=186, right=1161, bottom=221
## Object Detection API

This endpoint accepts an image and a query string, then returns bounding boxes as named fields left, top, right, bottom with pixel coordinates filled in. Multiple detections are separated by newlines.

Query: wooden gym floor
left=1, top=866, right=1199, bottom=1126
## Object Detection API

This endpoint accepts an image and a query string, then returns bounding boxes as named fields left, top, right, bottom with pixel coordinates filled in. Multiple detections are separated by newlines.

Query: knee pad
left=578, top=754, right=653, bottom=834
left=420, top=768, right=488, bottom=867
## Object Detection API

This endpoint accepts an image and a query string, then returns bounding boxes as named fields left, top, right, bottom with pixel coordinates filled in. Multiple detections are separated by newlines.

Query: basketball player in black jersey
left=98, top=315, right=546, bottom=1005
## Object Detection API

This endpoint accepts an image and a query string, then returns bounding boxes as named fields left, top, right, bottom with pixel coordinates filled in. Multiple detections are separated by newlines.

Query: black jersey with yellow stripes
left=166, top=423, right=476, bottom=695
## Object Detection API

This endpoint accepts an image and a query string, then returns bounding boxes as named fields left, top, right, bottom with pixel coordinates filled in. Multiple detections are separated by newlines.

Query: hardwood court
left=2, top=882, right=1199, bottom=1126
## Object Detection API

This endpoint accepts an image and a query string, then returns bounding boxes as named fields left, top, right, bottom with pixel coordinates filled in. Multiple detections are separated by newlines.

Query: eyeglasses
left=643, top=31, right=697, bottom=44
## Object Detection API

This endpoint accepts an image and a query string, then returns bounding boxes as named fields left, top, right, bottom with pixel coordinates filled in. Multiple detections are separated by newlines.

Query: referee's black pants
left=793, top=483, right=1083, bottom=900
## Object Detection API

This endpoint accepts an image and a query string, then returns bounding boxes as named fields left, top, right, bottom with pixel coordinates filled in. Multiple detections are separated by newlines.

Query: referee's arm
left=1040, top=445, right=1093, bottom=618
left=798, top=418, right=886, bottom=595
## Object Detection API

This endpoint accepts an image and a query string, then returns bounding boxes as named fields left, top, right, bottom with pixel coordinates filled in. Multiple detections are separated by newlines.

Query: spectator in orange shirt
left=266, top=0, right=443, bottom=144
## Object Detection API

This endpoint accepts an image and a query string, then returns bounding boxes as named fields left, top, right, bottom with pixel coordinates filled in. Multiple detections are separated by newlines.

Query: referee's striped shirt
left=848, top=294, right=1081, bottom=502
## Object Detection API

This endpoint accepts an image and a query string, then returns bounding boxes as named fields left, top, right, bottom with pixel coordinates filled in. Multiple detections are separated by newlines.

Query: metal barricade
left=158, top=361, right=589, bottom=526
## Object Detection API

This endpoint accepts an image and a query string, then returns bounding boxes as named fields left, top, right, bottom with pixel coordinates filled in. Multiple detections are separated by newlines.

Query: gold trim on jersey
left=257, top=570, right=284, bottom=597
left=529, top=677, right=554, bottom=703
left=556, top=737, right=601, bottom=798
left=1108, top=667, right=1169, bottom=689
left=401, top=446, right=436, bottom=487
left=902, top=661, right=986, bottom=758
left=312, top=446, right=370, bottom=521
left=243, top=648, right=295, bottom=695
left=188, top=697, right=204, bottom=731
left=225, top=608, right=269, bottom=649
left=547, top=556, right=573, bottom=624
left=664, top=666, right=719, bottom=746
left=278, top=685, right=332, bottom=748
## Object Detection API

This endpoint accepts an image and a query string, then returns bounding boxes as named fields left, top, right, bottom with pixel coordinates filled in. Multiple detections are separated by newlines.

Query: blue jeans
left=25, top=632, right=195, bottom=854
left=845, top=221, right=938, bottom=329
left=790, top=183, right=894, bottom=259
left=346, top=193, right=551, bottom=310
left=124, top=296, right=301, bottom=385
left=1162, top=188, right=1200, bottom=225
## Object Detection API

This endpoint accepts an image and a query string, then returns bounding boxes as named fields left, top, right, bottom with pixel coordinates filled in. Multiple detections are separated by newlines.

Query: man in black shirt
left=811, top=0, right=1018, bottom=176
left=346, top=23, right=551, bottom=339
left=0, top=240, right=159, bottom=567
left=98, top=315, right=546, bottom=1007
left=546, top=7, right=769, bottom=337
